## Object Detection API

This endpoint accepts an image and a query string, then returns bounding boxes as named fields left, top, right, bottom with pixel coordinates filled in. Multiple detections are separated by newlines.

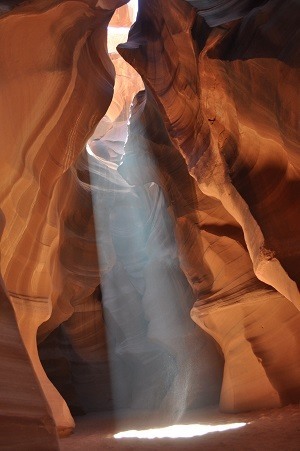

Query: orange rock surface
left=0, top=0, right=127, bottom=446
left=1, top=0, right=300, bottom=448
left=119, top=0, right=300, bottom=412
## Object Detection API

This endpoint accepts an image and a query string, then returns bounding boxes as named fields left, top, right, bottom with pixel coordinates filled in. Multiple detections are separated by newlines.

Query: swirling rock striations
left=88, top=51, right=144, bottom=162
left=0, top=212, right=59, bottom=450
left=1, top=0, right=300, bottom=444
left=0, top=0, right=128, bottom=445
left=86, top=36, right=223, bottom=413
left=0, top=276, right=60, bottom=450
left=184, top=0, right=269, bottom=26
left=119, top=0, right=300, bottom=412
left=37, top=152, right=112, bottom=416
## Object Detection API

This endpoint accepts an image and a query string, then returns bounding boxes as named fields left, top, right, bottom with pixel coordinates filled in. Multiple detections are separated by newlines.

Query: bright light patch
left=114, top=422, right=247, bottom=439
left=130, top=0, right=138, bottom=20
left=108, top=26, right=131, bottom=34
left=107, top=0, right=139, bottom=53
left=107, top=27, right=130, bottom=53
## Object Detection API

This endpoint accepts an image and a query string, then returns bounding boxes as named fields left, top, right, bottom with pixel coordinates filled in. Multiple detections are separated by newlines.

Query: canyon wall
left=119, top=0, right=300, bottom=412
left=1, top=0, right=300, bottom=448
left=0, top=0, right=221, bottom=446
left=0, top=0, right=127, bottom=447
left=85, top=32, right=223, bottom=418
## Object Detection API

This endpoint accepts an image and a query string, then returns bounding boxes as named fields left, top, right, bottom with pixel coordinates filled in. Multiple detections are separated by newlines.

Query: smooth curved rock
left=0, top=0, right=127, bottom=438
left=1, top=0, right=300, bottom=439
left=119, top=0, right=300, bottom=411
left=0, top=211, right=60, bottom=449
left=184, top=0, right=268, bottom=26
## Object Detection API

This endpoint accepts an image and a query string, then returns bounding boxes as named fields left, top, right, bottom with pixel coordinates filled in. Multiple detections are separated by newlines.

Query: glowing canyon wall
left=119, top=0, right=300, bottom=411
left=0, top=0, right=299, bottom=449
left=0, top=0, right=124, bottom=447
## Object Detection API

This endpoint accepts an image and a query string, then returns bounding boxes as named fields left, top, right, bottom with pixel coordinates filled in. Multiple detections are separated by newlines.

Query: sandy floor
left=60, top=404, right=300, bottom=450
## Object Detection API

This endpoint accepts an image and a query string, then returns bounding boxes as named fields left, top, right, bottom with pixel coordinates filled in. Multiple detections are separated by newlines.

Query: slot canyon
left=0, top=0, right=299, bottom=449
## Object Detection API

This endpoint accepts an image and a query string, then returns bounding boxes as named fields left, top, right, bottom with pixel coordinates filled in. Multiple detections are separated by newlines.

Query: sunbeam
left=86, top=0, right=218, bottom=426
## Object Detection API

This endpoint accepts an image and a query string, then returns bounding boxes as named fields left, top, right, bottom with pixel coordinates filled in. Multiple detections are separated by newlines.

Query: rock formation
left=0, top=0, right=126, bottom=447
left=85, top=17, right=223, bottom=417
left=0, top=0, right=300, bottom=448
left=119, top=0, right=300, bottom=412
left=0, top=212, right=60, bottom=450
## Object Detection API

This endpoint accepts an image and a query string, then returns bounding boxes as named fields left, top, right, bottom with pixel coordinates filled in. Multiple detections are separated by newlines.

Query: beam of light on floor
left=114, top=422, right=247, bottom=439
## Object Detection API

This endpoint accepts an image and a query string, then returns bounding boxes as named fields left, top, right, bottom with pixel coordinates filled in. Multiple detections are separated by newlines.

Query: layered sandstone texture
left=1, top=0, right=300, bottom=448
left=119, top=0, right=300, bottom=412
left=0, top=0, right=222, bottom=448
left=0, top=0, right=127, bottom=448
left=85, top=4, right=223, bottom=418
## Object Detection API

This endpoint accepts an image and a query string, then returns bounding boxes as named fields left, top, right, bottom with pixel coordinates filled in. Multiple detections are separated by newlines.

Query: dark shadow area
left=205, top=0, right=300, bottom=68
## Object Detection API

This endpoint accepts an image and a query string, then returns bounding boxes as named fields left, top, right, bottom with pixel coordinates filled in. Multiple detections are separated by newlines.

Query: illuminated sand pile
left=0, top=0, right=299, bottom=449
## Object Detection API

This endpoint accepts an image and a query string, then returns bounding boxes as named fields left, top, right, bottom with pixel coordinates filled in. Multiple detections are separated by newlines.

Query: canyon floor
left=60, top=403, right=300, bottom=450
